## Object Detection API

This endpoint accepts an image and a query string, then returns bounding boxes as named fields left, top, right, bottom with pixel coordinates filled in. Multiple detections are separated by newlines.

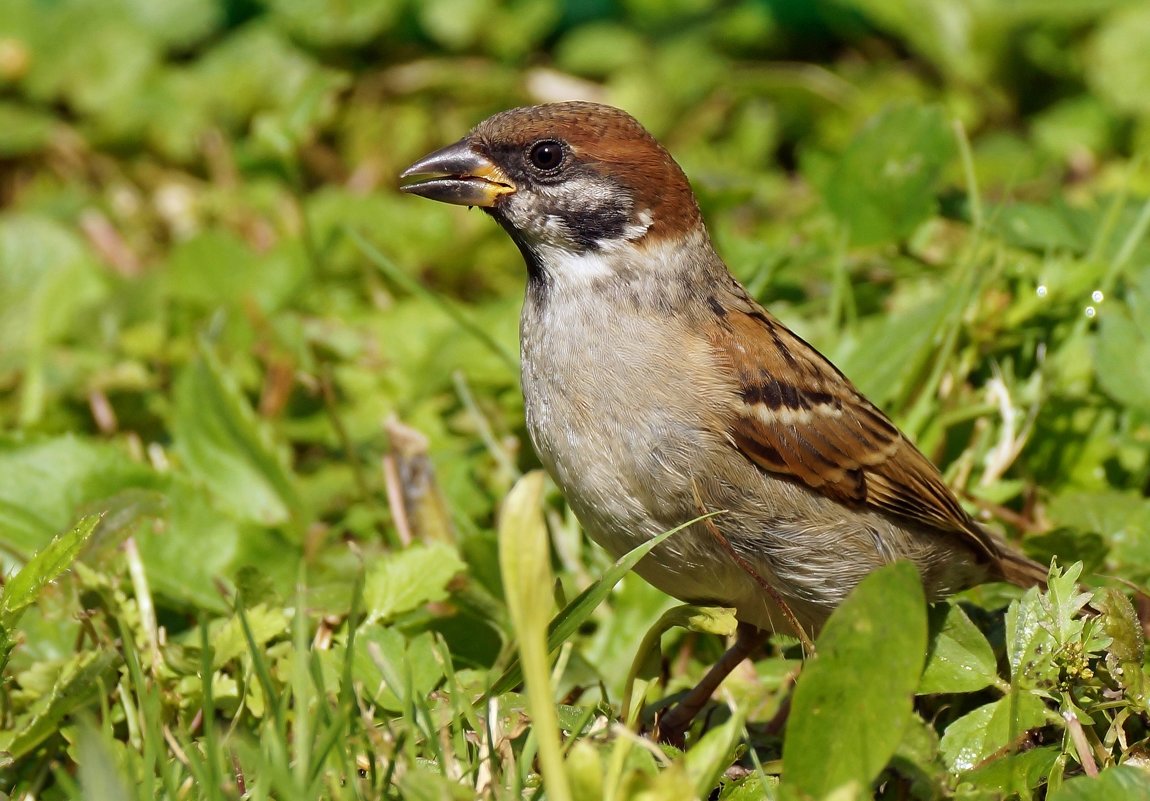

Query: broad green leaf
left=209, top=604, right=288, bottom=669
left=23, top=8, right=159, bottom=115
left=1087, top=5, right=1150, bottom=116
left=165, top=232, right=308, bottom=314
left=266, top=0, right=402, bottom=46
left=0, top=436, right=159, bottom=553
left=919, top=604, right=998, bottom=694
left=825, top=104, right=955, bottom=246
left=1005, top=586, right=1058, bottom=690
left=362, top=542, right=465, bottom=625
left=989, top=202, right=1091, bottom=253
left=834, top=293, right=951, bottom=408
left=1095, top=302, right=1150, bottom=412
left=136, top=477, right=268, bottom=612
left=0, top=215, right=107, bottom=423
left=961, top=745, right=1060, bottom=798
left=121, top=0, right=222, bottom=48
left=1047, top=491, right=1150, bottom=576
left=783, top=561, right=928, bottom=799
left=938, top=692, right=1048, bottom=772
left=1049, top=765, right=1150, bottom=801
left=190, top=25, right=341, bottom=128
left=351, top=628, right=444, bottom=713
left=75, top=723, right=132, bottom=801
left=0, top=648, right=122, bottom=759
left=172, top=345, right=301, bottom=527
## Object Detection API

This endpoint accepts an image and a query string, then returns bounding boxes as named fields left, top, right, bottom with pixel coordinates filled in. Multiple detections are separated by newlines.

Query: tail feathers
left=993, top=547, right=1049, bottom=589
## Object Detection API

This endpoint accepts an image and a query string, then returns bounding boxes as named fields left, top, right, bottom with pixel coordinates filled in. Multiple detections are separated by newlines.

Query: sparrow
left=400, top=101, right=1047, bottom=736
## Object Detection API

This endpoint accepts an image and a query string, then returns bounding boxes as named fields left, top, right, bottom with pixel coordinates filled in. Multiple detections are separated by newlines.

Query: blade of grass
left=499, top=471, right=571, bottom=801
left=199, top=617, right=225, bottom=796
left=488, top=508, right=724, bottom=697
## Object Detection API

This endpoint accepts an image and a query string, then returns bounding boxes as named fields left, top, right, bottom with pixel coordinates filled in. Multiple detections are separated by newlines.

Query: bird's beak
left=399, top=139, right=516, bottom=207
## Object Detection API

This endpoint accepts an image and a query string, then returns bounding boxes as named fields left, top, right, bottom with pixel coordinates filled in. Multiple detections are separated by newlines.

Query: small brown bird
left=401, top=101, right=1046, bottom=736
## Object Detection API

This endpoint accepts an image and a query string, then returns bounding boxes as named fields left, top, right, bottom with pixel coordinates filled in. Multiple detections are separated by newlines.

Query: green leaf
left=1087, top=5, right=1150, bottom=116
left=938, top=691, right=1048, bottom=772
left=988, top=202, right=1091, bottom=254
left=0, top=436, right=159, bottom=553
left=137, top=477, right=268, bottom=612
left=1047, top=491, right=1150, bottom=577
left=1006, top=561, right=1095, bottom=691
left=165, top=232, right=307, bottom=314
left=266, top=0, right=402, bottom=47
left=783, top=561, right=928, bottom=798
left=363, top=542, right=465, bottom=625
left=961, top=745, right=1060, bottom=798
left=172, top=344, right=301, bottom=527
left=1095, top=301, right=1150, bottom=412
left=75, top=722, right=133, bottom=801
left=0, top=515, right=98, bottom=626
left=120, top=0, right=223, bottom=49
left=919, top=604, right=998, bottom=694
left=0, top=215, right=106, bottom=424
left=1049, top=765, right=1150, bottom=801
left=0, top=648, right=122, bottom=759
left=1095, top=587, right=1146, bottom=701
left=825, top=104, right=955, bottom=246
left=351, top=628, right=444, bottom=713
left=0, top=515, right=100, bottom=670
left=209, top=604, right=288, bottom=669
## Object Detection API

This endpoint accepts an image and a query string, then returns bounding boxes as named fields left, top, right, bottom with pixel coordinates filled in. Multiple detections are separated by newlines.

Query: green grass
left=1, top=0, right=1149, bottom=798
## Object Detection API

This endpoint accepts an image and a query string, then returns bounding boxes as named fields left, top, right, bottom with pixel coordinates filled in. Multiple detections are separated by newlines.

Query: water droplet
left=1085, top=306, right=1096, bottom=318
left=1036, top=284, right=1048, bottom=298
left=1091, top=289, right=1104, bottom=303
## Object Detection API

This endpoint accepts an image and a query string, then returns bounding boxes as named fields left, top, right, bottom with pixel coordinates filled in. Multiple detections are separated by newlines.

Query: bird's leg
left=654, top=622, right=768, bottom=745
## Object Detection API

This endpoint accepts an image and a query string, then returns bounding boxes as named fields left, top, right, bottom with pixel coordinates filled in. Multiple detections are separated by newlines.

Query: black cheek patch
left=555, top=199, right=632, bottom=250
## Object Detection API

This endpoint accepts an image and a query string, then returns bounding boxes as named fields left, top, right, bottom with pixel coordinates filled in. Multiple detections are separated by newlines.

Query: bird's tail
left=993, top=547, right=1049, bottom=589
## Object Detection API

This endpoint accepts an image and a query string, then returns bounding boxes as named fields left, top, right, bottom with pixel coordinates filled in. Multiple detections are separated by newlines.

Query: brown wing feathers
left=709, top=301, right=1001, bottom=562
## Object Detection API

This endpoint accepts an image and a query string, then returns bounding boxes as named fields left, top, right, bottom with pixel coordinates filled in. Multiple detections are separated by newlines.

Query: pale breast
left=520, top=283, right=730, bottom=549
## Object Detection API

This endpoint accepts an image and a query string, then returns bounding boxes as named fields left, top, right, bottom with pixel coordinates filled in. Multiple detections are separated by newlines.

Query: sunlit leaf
left=824, top=104, right=955, bottom=245
left=1049, top=764, right=1150, bottom=801
left=783, top=561, right=928, bottom=798
left=919, top=603, right=998, bottom=695
left=363, top=542, right=465, bottom=625
left=938, top=692, right=1048, bottom=772
left=172, top=344, right=301, bottom=527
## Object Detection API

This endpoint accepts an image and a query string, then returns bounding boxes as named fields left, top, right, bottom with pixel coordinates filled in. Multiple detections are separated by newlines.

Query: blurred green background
left=1, top=0, right=1149, bottom=797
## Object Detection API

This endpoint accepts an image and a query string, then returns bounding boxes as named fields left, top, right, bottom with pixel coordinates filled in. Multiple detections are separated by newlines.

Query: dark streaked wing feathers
left=707, top=289, right=1001, bottom=562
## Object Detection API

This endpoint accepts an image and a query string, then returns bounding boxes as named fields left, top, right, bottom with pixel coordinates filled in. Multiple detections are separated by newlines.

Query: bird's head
left=400, top=102, right=705, bottom=283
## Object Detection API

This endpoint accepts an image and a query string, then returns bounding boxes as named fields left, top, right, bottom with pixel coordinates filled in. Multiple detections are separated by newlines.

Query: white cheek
left=600, top=207, right=652, bottom=250
left=536, top=246, right=616, bottom=282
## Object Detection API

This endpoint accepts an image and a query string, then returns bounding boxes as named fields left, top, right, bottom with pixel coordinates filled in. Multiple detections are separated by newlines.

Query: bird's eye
left=527, top=140, right=565, bottom=171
